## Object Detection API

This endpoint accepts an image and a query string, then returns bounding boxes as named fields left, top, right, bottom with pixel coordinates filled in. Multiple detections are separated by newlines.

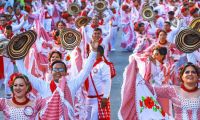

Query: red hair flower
left=8, top=73, right=22, bottom=87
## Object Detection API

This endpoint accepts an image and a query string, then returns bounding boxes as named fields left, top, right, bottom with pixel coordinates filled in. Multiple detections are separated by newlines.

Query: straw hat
left=60, top=28, right=82, bottom=50
left=189, top=17, right=200, bottom=32
left=7, top=30, right=37, bottom=60
left=175, top=28, right=200, bottom=53
left=75, top=16, right=91, bottom=28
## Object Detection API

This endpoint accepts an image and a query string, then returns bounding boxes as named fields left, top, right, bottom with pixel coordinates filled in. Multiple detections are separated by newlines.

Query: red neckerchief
left=99, top=37, right=103, bottom=44
left=91, top=24, right=99, bottom=29
left=155, top=15, right=160, bottom=20
left=0, top=26, right=4, bottom=33
left=50, top=80, right=57, bottom=93
left=15, top=14, right=23, bottom=24
left=181, top=84, right=198, bottom=93
left=166, top=29, right=172, bottom=33
left=99, top=19, right=104, bottom=25
left=93, top=58, right=103, bottom=67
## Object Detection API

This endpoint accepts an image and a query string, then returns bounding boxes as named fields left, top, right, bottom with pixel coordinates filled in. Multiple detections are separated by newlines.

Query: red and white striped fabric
left=41, top=78, right=73, bottom=120
left=40, top=91, right=66, bottom=120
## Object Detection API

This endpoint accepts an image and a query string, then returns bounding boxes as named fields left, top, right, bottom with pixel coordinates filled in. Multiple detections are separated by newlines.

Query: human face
left=164, top=23, right=170, bottom=31
left=13, top=78, right=27, bottom=99
left=50, top=53, right=61, bottom=63
left=92, top=18, right=99, bottom=26
left=5, top=29, right=12, bottom=36
left=15, top=8, right=21, bottom=15
left=51, top=63, right=66, bottom=82
left=138, top=25, right=145, bottom=33
left=153, top=50, right=164, bottom=62
left=7, top=7, right=13, bottom=13
left=0, top=17, right=6, bottom=25
left=92, top=30, right=102, bottom=41
left=182, top=66, right=198, bottom=85
left=158, top=31, right=167, bottom=41
left=57, top=22, right=64, bottom=30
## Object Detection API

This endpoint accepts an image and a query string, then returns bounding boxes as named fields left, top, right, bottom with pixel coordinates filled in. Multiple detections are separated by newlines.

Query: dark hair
left=164, top=21, right=171, bottom=26
left=7, top=6, right=13, bottom=10
left=179, top=62, right=200, bottom=82
left=48, top=50, right=62, bottom=62
left=138, top=22, right=144, bottom=28
left=97, top=45, right=104, bottom=56
left=94, top=27, right=102, bottom=33
left=154, top=10, right=158, bottom=14
left=56, top=20, right=66, bottom=28
left=51, top=60, right=67, bottom=72
left=158, top=47, right=167, bottom=56
left=168, top=11, right=175, bottom=15
left=6, top=25, right=12, bottom=31
left=9, top=73, right=32, bottom=93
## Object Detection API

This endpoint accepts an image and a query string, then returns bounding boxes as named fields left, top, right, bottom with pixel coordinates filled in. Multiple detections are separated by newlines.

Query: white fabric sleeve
left=68, top=51, right=97, bottom=98
left=16, top=59, right=51, bottom=98
left=102, top=63, right=112, bottom=98
left=12, top=20, right=26, bottom=32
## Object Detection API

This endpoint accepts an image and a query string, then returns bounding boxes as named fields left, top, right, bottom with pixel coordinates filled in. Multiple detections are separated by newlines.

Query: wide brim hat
left=60, top=28, right=82, bottom=50
left=75, top=16, right=92, bottom=28
left=189, top=17, right=200, bottom=32
left=142, top=6, right=155, bottom=21
left=175, top=28, right=200, bottom=53
left=0, top=39, right=9, bottom=55
left=7, top=30, right=37, bottom=60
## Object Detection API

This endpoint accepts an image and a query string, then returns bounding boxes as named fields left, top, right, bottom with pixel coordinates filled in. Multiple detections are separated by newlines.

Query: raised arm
left=68, top=51, right=97, bottom=96
left=16, top=59, right=51, bottom=97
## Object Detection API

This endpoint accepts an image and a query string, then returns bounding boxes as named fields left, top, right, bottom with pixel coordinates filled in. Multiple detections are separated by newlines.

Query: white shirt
left=88, top=61, right=111, bottom=98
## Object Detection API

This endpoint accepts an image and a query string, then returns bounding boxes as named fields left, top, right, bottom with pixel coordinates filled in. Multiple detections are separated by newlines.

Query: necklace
left=12, top=97, right=30, bottom=105
left=181, top=84, right=198, bottom=93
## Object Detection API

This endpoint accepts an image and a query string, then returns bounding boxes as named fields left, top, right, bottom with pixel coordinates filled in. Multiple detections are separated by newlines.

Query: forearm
left=15, top=59, right=49, bottom=96
left=72, top=51, right=97, bottom=93
left=103, top=78, right=111, bottom=98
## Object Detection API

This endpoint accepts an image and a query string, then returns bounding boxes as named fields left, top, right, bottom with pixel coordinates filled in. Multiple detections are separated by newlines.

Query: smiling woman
left=0, top=73, right=46, bottom=120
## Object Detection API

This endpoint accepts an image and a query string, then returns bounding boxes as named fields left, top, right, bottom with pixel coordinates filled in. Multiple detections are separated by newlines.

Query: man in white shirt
left=86, top=45, right=112, bottom=120
left=16, top=38, right=99, bottom=119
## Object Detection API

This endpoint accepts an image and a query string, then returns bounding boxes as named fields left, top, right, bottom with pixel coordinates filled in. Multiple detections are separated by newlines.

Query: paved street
left=0, top=30, right=132, bottom=120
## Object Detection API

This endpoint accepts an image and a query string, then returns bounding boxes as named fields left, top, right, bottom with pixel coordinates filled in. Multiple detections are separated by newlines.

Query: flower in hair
left=8, top=73, right=22, bottom=87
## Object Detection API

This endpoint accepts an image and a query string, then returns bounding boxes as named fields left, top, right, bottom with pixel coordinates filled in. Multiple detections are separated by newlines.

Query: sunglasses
left=52, top=68, right=65, bottom=72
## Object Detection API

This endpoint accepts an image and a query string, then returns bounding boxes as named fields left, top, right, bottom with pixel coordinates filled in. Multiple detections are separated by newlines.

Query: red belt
left=87, top=94, right=103, bottom=98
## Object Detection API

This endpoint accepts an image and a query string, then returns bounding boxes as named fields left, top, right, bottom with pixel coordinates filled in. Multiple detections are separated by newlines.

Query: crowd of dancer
left=0, top=0, right=199, bottom=119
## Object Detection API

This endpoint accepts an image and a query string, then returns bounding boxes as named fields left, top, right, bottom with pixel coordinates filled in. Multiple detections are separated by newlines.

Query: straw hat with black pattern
left=0, top=39, right=9, bottom=56
left=75, top=16, right=92, bottom=28
left=60, top=28, right=82, bottom=50
left=175, top=28, right=200, bottom=53
left=189, top=17, right=200, bottom=32
left=7, top=30, right=37, bottom=60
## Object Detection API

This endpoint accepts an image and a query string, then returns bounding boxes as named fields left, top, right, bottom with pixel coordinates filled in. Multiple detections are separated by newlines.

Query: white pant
left=86, top=98, right=98, bottom=120
left=3, top=57, right=14, bottom=95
